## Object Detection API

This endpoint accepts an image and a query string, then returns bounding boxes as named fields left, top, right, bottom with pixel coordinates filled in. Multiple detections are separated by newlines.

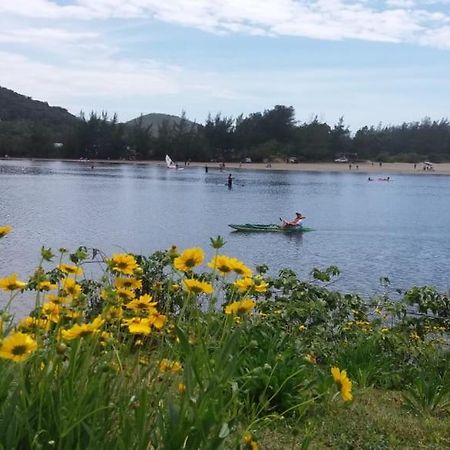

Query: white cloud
left=1, top=0, right=450, bottom=48
left=0, top=27, right=98, bottom=44
left=0, top=51, right=180, bottom=105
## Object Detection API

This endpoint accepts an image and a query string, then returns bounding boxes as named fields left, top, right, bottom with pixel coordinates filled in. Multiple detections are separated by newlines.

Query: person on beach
left=280, top=212, right=305, bottom=228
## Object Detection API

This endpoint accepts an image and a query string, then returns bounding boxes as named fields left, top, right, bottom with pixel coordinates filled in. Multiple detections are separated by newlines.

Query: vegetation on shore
left=0, top=227, right=449, bottom=449
left=2, top=86, right=450, bottom=164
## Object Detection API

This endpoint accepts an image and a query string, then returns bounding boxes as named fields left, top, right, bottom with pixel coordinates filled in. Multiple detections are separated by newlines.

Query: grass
left=263, top=389, right=450, bottom=449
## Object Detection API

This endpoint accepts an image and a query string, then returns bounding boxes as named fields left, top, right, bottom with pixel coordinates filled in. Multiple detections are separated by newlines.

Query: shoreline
left=1, top=157, right=449, bottom=175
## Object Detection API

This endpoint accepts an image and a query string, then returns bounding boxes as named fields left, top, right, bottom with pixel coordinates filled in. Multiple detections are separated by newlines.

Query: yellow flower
left=233, top=277, right=254, bottom=292
left=122, top=317, right=152, bottom=335
left=183, top=278, right=214, bottom=295
left=37, top=280, right=58, bottom=291
left=116, top=288, right=136, bottom=301
left=173, top=247, right=204, bottom=272
left=0, top=225, right=13, bottom=238
left=46, top=294, right=72, bottom=305
left=0, top=273, right=27, bottom=291
left=61, top=316, right=104, bottom=340
left=41, top=302, right=61, bottom=322
left=108, top=253, right=139, bottom=275
left=208, top=255, right=234, bottom=275
left=305, top=353, right=317, bottom=364
left=243, top=432, right=259, bottom=450
left=159, top=358, right=182, bottom=373
left=58, top=264, right=83, bottom=276
left=331, top=366, right=353, bottom=402
left=230, top=258, right=252, bottom=278
left=114, top=277, right=142, bottom=290
left=103, top=306, right=123, bottom=320
left=178, top=382, right=186, bottom=394
left=253, top=276, right=269, bottom=293
left=18, top=316, right=50, bottom=331
left=149, top=313, right=167, bottom=330
left=0, top=332, right=38, bottom=362
left=63, top=310, right=81, bottom=320
left=224, top=299, right=256, bottom=315
left=126, top=294, right=158, bottom=312
left=298, top=324, right=307, bottom=332
left=62, top=278, right=81, bottom=298
left=98, top=331, right=112, bottom=346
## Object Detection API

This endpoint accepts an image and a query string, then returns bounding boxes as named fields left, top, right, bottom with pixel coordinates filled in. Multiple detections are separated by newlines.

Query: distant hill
left=125, top=113, right=199, bottom=137
left=0, top=86, right=77, bottom=126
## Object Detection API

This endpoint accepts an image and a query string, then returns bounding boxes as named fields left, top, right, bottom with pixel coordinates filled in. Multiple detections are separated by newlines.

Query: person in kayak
left=280, top=212, right=305, bottom=228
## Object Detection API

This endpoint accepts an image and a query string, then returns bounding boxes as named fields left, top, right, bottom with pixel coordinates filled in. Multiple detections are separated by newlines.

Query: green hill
left=0, top=86, right=77, bottom=126
left=125, top=113, right=199, bottom=137
left=0, top=86, right=78, bottom=157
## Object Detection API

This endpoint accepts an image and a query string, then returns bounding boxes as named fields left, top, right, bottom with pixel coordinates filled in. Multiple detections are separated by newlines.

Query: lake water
left=1, top=159, right=450, bottom=314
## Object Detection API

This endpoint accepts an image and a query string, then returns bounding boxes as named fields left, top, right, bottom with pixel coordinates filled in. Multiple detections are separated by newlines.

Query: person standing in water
left=227, top=173, right=233, bottom=189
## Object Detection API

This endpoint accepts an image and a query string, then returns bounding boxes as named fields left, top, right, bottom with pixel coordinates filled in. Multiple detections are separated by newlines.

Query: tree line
left=1, top=105, right=450, bottom=163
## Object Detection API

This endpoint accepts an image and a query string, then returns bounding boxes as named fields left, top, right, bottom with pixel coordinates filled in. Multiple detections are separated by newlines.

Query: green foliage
left=0, top=235, right=449, bottom=448
left=3, top=85, right=450, bottom=161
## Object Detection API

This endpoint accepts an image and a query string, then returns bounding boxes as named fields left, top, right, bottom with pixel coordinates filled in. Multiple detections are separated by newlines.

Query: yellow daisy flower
left=331, top=366, right=353, bottom=402
left=58, top=264, right=83, bottom=276
left=103, top=306, right=123, bottom=320
left=37, top=280, right=58, bottom=291
left=46, top=294, right=72, bottom=305
left=61, top=278, right=81, bottom=298
left=173, top=247, right=204, bottom=272
left=208, top=255, right=234, bottom=275
left=116, top=288, right=136, bottom=301
left=108, top=253, right=139, bottom=275
left=126, top=294, right=158, bottom=312
left=159, top=359, right=182, bottom=373
left=230, top=258, right=253, bottom=278
left=61, top=316, right=104, bottom=340
left=224, top=299, right=256, bottom=315
left=122, top=317, right=152, bottom=335
left=0, top=273, right=27, bottom=291
left=149, top=312, right=167, bottom=330
left=41, top=302, right=61, bottom=322
left=233, top=277, right=254, bottom=293
left=18, top=316, right=51, bottom=332
left=114, top=277, right=142, bottom=290
left=0, top=332, right=38, bottom=362
left=182, top=278, right=214, bottom=295
left=243, top=432, right=260, bottom=450
left=253, top=276, right=269, bottom=293
left=0, top=225, right=12, bottom=238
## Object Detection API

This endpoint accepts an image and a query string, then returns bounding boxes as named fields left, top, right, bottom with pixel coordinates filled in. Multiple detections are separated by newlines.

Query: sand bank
left=192, top=161, right=450, bottom=175
left=2, top=158, right=449, bottom=175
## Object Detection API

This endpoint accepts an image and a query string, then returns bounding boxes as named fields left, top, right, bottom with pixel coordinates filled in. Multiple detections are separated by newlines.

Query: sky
left=1, top=0, right=450, bottom=130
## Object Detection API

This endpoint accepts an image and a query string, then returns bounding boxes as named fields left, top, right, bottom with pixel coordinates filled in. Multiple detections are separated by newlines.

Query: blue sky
left=1, top=0, right=449, bottom=130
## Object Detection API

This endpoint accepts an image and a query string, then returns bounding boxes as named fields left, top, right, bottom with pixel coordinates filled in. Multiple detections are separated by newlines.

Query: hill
left=125, top=113, right=199, bottom=137
left=0, top=86, right=77, bottom=126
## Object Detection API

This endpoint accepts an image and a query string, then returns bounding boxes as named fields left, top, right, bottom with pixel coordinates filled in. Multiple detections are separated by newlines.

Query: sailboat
left=165, top=154, right=177, bottom=169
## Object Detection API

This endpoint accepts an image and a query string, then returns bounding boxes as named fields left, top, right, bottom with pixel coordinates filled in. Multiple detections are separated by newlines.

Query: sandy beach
left=191, top=161, right=450, bottom=175
left=2, top=158, right=450, bottom=175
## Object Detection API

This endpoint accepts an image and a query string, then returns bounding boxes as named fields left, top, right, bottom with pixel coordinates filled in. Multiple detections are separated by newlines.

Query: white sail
left=165, top=154, right=176, bottom=169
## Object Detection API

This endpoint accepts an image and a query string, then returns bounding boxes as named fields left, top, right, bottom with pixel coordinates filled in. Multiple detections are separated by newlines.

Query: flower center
left=12, top=345, right=27, bottom=356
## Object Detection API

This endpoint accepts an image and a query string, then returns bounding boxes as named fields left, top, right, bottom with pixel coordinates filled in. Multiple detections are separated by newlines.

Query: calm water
left=1, top=160, right=450, bottom=314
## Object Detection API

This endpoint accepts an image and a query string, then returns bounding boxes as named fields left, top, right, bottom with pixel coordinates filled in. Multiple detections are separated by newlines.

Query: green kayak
left=229, top=224, right=314, bottom=232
